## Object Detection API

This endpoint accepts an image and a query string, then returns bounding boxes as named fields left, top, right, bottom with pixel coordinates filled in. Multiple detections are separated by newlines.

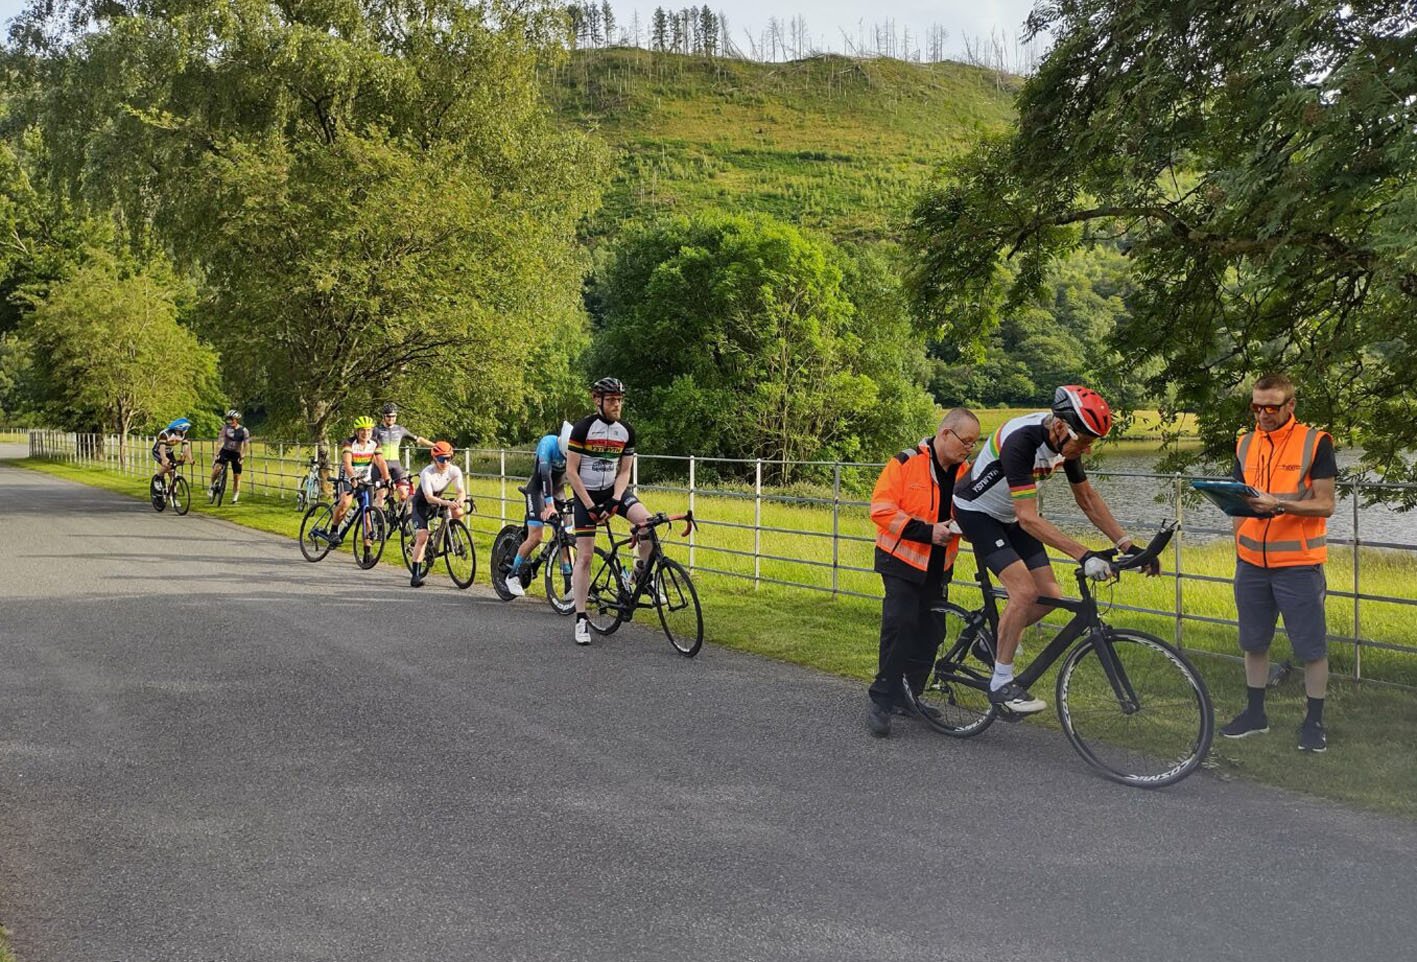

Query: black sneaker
left=410, top=570, right=424, bottom=588
left=867, top=702, right=892, bottom=738
left=987, top=682, right=1046, bottom=714
left=1298, top=720, right=1327, bottom=753
left=1220, top=709, right=1270, bottom=739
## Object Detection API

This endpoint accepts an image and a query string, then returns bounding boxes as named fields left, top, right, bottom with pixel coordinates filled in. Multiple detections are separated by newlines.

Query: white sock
left=990, top=661, right=1015, bottom=692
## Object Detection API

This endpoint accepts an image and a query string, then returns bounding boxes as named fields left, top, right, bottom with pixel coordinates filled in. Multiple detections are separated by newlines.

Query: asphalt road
left=1, top=458, right=1415, bottom=962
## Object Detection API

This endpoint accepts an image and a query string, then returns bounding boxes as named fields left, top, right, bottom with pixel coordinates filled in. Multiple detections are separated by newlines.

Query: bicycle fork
left=1089, top=628, right=1141, bottom=715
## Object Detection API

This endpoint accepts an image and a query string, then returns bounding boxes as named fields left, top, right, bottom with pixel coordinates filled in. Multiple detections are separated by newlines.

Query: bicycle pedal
left=995, top=706, right=1027, bottom=724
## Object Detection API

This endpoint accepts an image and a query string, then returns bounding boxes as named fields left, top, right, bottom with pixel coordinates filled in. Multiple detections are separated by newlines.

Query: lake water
left=1075, top=451, right=1417, bottom=549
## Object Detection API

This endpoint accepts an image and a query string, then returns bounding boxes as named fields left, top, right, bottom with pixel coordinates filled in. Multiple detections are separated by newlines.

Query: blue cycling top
left=530, top=433, right=567, bottom=502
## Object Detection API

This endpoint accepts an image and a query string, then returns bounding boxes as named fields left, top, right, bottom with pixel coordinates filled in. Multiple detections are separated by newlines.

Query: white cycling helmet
left=558, top=420, right=573, bottom=457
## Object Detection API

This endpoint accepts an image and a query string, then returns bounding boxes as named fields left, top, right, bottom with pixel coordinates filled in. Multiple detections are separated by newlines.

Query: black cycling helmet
left=381, top=402, right=398, bottom=416
left=591, top=376, right=626, bottom=397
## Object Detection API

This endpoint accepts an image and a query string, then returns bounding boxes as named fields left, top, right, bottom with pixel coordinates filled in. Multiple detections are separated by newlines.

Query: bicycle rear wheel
left=444, top=519, right=476, bottom=588
left=171, top=476, right=190, bottom=515
left=652, top=558, right=702, bottom=657
left=490, top=524, right=525, bottom=601
left=150, top=474, right=167, bottom=512
left=1056, top=628, right=1214, bottom=788
left=353, top=506, right=387, bottom=569
left=543, top=537, right=576, bottom=615
left=916, top=603, right=998, bottom=738
left=586, top=547, right=625, bottom=635
left=299, top=502, right=335, bottom=562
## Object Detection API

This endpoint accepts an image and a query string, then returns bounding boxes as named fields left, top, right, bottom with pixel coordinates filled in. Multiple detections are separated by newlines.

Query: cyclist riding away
left=328, top=416, right=392, bottom=546
left=567, top=377, right=655, bottom=646
left=210, top=410, right=250, bottom=504
left=151, top=417, right=192, bottom=489
left=372, top=403, right=433, bottom=508
left=505, top=421, right=573, bottom=598
left=952, top=385, right=1159, bottom=715
left=408, top=440, right=467, bottom=588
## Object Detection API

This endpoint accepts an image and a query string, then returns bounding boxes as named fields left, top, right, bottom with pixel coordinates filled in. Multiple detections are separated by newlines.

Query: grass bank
left=9, top=456, right=1417, bottom=818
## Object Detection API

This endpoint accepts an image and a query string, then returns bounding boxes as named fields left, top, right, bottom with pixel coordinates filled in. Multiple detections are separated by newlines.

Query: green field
left=547, top=49, right=1017, bottom=242
left=11, top=452, right=1417, bottom=817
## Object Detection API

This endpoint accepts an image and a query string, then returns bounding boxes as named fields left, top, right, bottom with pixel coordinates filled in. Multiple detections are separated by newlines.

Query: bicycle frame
left=593, top=512, right=695, bottom=614
left=939, top=524, right=1178, bottom=712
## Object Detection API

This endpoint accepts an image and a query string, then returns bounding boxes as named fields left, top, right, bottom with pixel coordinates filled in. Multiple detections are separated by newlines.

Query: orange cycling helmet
left=430, top=440, right=455, bottom=459
left=1051, top=385, right=1113, bottom=438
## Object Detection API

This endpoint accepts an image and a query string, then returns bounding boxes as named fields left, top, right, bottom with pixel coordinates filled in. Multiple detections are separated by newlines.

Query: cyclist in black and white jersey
left=953, top=385, right=1159, bottom=714
left=565, top=376, right=655, bottom=646
left=209, top=410, right=250, bottom=503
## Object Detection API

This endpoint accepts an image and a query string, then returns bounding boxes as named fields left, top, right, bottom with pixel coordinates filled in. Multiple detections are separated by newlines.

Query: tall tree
left=11, top=0, right=607, bottom=444
left=650, top=7, right=669, bottom=51
left=908, top=0, right=1417, bottom=476
left=21, top=251, right=219, bottom=440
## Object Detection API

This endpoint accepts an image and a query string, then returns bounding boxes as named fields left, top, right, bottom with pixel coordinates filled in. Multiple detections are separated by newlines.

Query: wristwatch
left=1272, top=504, right=1287, bottom=515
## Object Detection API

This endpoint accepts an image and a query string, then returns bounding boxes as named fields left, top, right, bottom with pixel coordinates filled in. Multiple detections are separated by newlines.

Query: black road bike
left=299, top=478, right=389, bottom=569
left=584, top=511, right=703, bottom=657
left=149, top=459, right=191, bottom=516
left=913, top=523, right=1214, bottom=788
left=403, top=502, right=477, bottom=589
left=491, top=492, right=577, bottom=613
left=209, top=455, right=232, bottom=507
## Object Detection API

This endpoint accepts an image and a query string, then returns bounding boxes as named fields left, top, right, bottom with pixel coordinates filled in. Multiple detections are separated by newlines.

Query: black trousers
left=869, top=571, right=948, bottom=709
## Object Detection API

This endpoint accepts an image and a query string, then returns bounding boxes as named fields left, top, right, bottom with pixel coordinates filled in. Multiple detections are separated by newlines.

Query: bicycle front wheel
left=653, top=558, right=703, bottom=657
left=917, top=603, right=997, bottom=738
left=299, top=502, right=335, bottom=562
left=210, top=464, right=227, bottom=506
left=353, top=506, right=387, bottom=569
left=1056, top=628, right=1214, bottom=788
left=150, top=474, right=167, bottom=513
left=171, top=476, right=190, bottom=515
left=490, top=524, right=524, bottom=601
left=586, top=547, right=625, bottom=635
left=444, top=519, right=476, bottom=588
left=543, top=538, right=576, bottom=616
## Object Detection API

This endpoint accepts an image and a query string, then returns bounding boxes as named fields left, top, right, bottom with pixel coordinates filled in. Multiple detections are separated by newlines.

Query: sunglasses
left=434, top=455, right=451, bottom=463
left=1250, top=401, right=1291, bottom=415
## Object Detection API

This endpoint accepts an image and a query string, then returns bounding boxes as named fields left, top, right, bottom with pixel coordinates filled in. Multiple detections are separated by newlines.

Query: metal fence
left=27, top=430, right=1417, bottom=684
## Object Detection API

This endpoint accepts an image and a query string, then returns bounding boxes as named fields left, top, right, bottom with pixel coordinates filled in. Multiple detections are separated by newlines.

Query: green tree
left=591, top=214, right=936, bottom=479
left=908, top=0, right=1417, bottom=474
left=21, top=251, right=219, bottom=442
left=11, top=0, right=606, bottom=445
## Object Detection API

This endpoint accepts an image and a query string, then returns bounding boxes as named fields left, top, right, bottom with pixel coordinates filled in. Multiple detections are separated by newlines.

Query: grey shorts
left=1234, top=560, right=1328, bottom=661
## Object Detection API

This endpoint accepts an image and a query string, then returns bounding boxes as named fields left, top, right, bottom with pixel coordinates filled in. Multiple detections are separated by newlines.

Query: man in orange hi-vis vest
left=866, top=408, right=979, bottom=737
left=1221, top=374, right=1337, bottom=753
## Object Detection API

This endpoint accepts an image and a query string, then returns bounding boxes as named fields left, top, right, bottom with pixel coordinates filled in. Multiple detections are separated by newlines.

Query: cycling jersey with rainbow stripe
left=953, top=412, right=1086, bottom=523
left=568, top=414, right=635, bottom=492
left=342, top=436, right=379, bottom=480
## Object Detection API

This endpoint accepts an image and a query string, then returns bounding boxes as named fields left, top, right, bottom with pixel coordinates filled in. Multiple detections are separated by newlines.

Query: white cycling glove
left=1081, top=553, right=1113, bottom=582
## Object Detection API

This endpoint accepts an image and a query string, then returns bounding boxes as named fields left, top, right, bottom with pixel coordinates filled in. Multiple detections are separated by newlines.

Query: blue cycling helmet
left=165, top=418, right=192, bottom=433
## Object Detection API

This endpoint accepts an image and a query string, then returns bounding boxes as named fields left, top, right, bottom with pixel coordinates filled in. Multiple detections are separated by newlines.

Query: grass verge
left=9, top=456, right=1416, bottom=818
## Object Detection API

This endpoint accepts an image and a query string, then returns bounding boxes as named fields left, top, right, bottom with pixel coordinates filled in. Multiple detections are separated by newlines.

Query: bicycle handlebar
left=1082, top=521, right=1178, bottom=577
left=629, top=510, right=696, bottom=539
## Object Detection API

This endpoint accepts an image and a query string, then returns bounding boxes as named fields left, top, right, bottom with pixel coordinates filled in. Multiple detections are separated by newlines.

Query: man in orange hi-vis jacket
left=1221, top=373, right=1337, bottom=753
left=866, top=408, right=979, bottom=737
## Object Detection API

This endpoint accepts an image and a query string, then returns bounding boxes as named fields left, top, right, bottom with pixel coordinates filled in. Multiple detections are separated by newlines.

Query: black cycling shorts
left=955, top=509, right=1050, bottom=575
left=384, top=460, right=410, bottom=483
left=411, top=491, right=438, bottom=531
left=573, top=488, right=641, bottom=537
left=214, top=448, right=244, bottom=475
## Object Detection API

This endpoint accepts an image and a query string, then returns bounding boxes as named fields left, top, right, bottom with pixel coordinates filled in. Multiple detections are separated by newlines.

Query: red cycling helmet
left=1051, top=385, right=1113, bottom=439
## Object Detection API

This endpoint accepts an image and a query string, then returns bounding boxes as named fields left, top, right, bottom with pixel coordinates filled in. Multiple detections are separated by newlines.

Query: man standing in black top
left=866, top=408, right=979, bottom=737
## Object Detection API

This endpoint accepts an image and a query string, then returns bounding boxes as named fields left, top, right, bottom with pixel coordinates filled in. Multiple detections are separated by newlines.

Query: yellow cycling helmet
left=353, top=415, right=376, bottom=430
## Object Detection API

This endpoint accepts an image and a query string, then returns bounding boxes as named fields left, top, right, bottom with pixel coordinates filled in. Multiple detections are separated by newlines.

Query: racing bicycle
left=209, top=454, right=235, bottom=507
left=584, top=511, right=703, bottom=657
left=911, top=522, right=1214, bottom=788
left=298, top=478, right=389, bottom=569
left=294, top=452, right=320, bottom=511
left=491, top=492, right=577, bottom=613
left=149, top=459, right=191, bottom=516
left=403, top=502, right=476, bottom=588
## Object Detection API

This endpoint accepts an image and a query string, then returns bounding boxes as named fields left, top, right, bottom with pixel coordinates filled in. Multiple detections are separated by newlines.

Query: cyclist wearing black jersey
left=953, top=385, right=1159, bottom=714
left=565, top=377, right=654, bottom=646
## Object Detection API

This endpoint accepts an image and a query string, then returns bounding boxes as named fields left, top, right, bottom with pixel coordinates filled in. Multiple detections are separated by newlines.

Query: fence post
left=279, top=443, right=285, bottom=498
left=1352, top=476, right=1362, bottom=681
left=832, top=463, right=841, bottom=597
left=688, top=455, right=696, bottom=572
left=464, top=447, right=471, bottom=516
left=754, top=458, right=763, bottom=590
left=1173, top=473, right=1184, bottom=650
left=499, top=448, right=507, bottom=524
